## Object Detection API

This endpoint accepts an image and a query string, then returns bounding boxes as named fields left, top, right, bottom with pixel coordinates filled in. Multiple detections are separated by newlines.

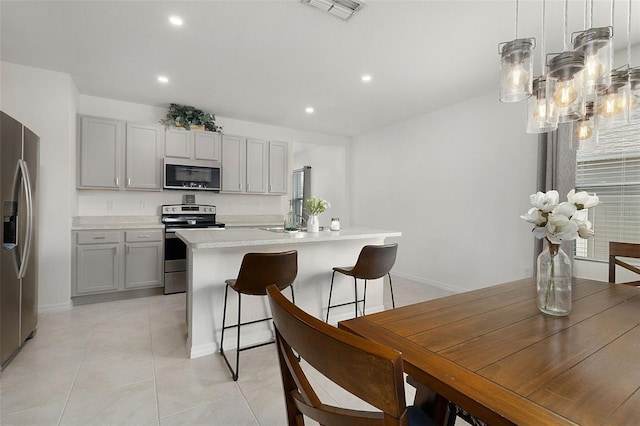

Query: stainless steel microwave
left=164, top=159, right=221, bottom=191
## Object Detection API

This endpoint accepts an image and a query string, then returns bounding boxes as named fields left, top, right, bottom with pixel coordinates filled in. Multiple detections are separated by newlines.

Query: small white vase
left=307, top=215, right=320, bottom=232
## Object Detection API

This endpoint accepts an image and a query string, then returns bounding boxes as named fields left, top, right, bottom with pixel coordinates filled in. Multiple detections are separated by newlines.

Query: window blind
left=575, top=120, right=640, bottom=261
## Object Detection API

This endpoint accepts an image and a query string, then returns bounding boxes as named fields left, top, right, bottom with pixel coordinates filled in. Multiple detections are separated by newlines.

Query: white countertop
left=175, top=227, right=401, bottom=249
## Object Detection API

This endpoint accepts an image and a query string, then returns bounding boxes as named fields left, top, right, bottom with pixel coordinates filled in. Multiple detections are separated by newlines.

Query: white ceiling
left=1, top=0, right=639, bottom=137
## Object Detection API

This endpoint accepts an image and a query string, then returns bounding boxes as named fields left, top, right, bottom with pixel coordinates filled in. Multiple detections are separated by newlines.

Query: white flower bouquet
left=306, top=197, right=330, bottom=215
left=520, top=189, right=600, bottom=244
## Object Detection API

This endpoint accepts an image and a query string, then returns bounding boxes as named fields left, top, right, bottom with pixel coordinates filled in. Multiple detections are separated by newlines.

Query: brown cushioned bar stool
left=326, top=243, right=398, bottom=323
left=220, top=250, right=297, bottom=381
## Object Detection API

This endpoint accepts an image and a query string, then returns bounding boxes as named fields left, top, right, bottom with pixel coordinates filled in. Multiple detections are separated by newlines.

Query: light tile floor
left=0, top=277, right=456, bottom=426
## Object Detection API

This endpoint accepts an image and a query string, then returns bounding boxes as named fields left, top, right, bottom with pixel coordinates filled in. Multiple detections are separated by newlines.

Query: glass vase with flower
left=305, top=197, right=330, bottom=233
left=521, top=189, right=600, bottom=316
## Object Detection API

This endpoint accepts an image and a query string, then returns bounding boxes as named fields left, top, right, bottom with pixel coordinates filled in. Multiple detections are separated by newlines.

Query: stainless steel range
left=161, top=204, right=225, bottom=294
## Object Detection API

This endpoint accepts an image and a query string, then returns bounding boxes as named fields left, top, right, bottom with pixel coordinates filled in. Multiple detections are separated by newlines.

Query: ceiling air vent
left=303, top=0, right=365, bottom=20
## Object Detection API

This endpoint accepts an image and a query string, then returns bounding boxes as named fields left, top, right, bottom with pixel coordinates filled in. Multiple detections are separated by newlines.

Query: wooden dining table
left=338, top=277, right=640, bottom=426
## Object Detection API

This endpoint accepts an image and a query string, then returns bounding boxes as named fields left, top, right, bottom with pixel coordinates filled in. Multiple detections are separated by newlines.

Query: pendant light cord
left=564, top=0, right=568, bottom=51
left=627, top=0, right=632, bottom=67
left=542, top=0, right=546, bottom=76
left=515, top=0, right=519, bottom=38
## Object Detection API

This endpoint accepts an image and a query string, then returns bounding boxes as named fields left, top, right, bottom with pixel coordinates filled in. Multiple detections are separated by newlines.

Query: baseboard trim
left=71, top=287, right=164, bottom=306
left=392, top=271, right=465, bottom=294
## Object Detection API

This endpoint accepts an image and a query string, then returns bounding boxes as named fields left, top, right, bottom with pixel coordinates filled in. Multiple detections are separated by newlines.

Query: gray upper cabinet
left=193, top=131, right=221, bottom=161
left=246, top=138, right=267, bottom=193
left=221, top=134, right=246, bottom=192
left=268, top=141, right=288, bottom=194
left=165, top=127, right=191, bottom=159
left=165, top=128, right=221, bottom=162
left=126, top=123, right=164, bottom=190
left=222, top=136, right=288, bottom=195
left=78, top=115, right=164, bottom=190
left=78, top=116, right=122, bottom=188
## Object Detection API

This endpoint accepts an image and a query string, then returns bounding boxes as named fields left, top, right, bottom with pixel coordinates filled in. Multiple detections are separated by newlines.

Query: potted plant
left=159, top=103, right=222, bottom=133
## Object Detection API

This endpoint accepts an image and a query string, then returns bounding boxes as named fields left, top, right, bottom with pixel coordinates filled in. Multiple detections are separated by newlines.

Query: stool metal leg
left=326, top=271, right=337, bottom=322
left=220, top=285, right=229, bottom=352
left=388, top=273, right=396, bottom=308
left=220, top=285, right=241, bottom=381
left=353, top=277, right=358, bottom=318
left=363, top=279, right=368, bottom=316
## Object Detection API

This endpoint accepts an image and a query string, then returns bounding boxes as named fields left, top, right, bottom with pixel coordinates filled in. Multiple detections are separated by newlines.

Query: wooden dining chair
left=266, top=284, right=436, bottom=426
left=608, top=242, right=640, bottom=285
left=326, top=243, right=398, bottom=323
left=220, top=250, right=298, bottom=381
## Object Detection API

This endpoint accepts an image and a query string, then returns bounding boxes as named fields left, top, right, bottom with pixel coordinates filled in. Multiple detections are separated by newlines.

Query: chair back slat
left=234, top=250, right=298, bottom=295
left=608, top=242, right=640, bottom=285
left=267, top=285, right=410, bottom=426
left=349, top=244, right=398, bottom=280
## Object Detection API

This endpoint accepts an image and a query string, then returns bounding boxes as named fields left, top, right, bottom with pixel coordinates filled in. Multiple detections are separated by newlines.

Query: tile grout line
left=56, top=314, right=96, bottom=426
left=147, top=300, right=162, bottom=426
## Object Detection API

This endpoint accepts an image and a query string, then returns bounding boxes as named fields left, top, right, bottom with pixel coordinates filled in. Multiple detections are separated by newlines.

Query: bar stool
left=220, top=250, right=297, bottom=381
left=325, top=243, right=398, bottom=323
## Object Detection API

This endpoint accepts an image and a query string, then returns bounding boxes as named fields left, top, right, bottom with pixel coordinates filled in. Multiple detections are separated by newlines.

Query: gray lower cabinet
left=124, top=230, right=163, bottom=289
left=73, top=229, right=163, bottom=296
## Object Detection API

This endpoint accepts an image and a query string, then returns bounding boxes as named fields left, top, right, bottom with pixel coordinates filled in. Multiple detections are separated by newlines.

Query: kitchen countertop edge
left=176, top=227, right=401, bottom=249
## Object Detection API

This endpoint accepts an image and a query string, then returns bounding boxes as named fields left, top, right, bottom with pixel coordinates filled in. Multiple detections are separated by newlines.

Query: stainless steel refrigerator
left=1, top=111, right=39, bottom=370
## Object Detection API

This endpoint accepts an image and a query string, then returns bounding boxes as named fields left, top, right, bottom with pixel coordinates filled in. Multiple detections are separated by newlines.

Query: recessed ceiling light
left=169, top=16, right=183, bottom=26
left=158, top=76, right=169, bottom=83
left=305, top=107, right=315, bottom=114
left=361, top=74, right=372, bottom=82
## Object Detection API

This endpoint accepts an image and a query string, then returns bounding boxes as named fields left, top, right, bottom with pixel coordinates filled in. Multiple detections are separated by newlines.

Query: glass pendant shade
left=596, top=69, right=631, bottom=128
left=572, top=102, right=596, bottom=145
left=527, top=77, right=558, bottom=133
left=499, top=38, right=535, bottom=102
left=629, top=67, right=640, bottom=121
left=546, top=51, right=586, bottom=123
left=572, top=27, right=613, bottom=94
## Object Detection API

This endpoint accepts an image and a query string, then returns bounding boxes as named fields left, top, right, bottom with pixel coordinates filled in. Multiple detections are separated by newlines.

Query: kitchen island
left=176, top=227, right=401, bottom=358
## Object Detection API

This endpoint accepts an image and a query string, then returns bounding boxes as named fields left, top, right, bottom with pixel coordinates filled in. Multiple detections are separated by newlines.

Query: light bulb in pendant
left=584, top=56, right=604, bottom=80
left=507, top=64, right=529, bottom=90
left=533, top=99, right=547, bottom=121
left=599, top=94, right=619, bottom=117
left=614, top=93, right=636, bottom=112
left=574, top=120, right=592, bottom=140
left=553, top=80, right=579, bottom=107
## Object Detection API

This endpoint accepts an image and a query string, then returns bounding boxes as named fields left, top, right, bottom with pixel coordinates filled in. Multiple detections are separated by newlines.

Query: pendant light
left=629, top=67, right=640, bottom=120
left=499, top=0, right=535, bottom=102
left=572, top=0, right=613, bottom=94
left=574, top=101, right=596, bottom=142
left=546, top=0, right=585, bottom=124
left=546, top=51, right=586, bottom=123
left=527, top=0, right=558, bottom=134
left=597, top=68, right=631, bottom=128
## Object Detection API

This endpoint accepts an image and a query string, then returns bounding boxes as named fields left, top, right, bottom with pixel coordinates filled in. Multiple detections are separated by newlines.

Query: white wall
left=1, top=61, right=77, bottom=312
left=351, top=92, right=539, bottom=293
left=76, top=95, right=350, bottom=219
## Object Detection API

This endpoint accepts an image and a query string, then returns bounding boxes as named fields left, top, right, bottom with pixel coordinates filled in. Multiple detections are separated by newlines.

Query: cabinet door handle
left=127, top=178, right=131, bottom=187
left=93, top=236, right=106, bottom=240
left=115, top=177, right=119, bottom=186
left=138, top=235, right=150, bottom=239
left=239, top=184, right=242, bottom=190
